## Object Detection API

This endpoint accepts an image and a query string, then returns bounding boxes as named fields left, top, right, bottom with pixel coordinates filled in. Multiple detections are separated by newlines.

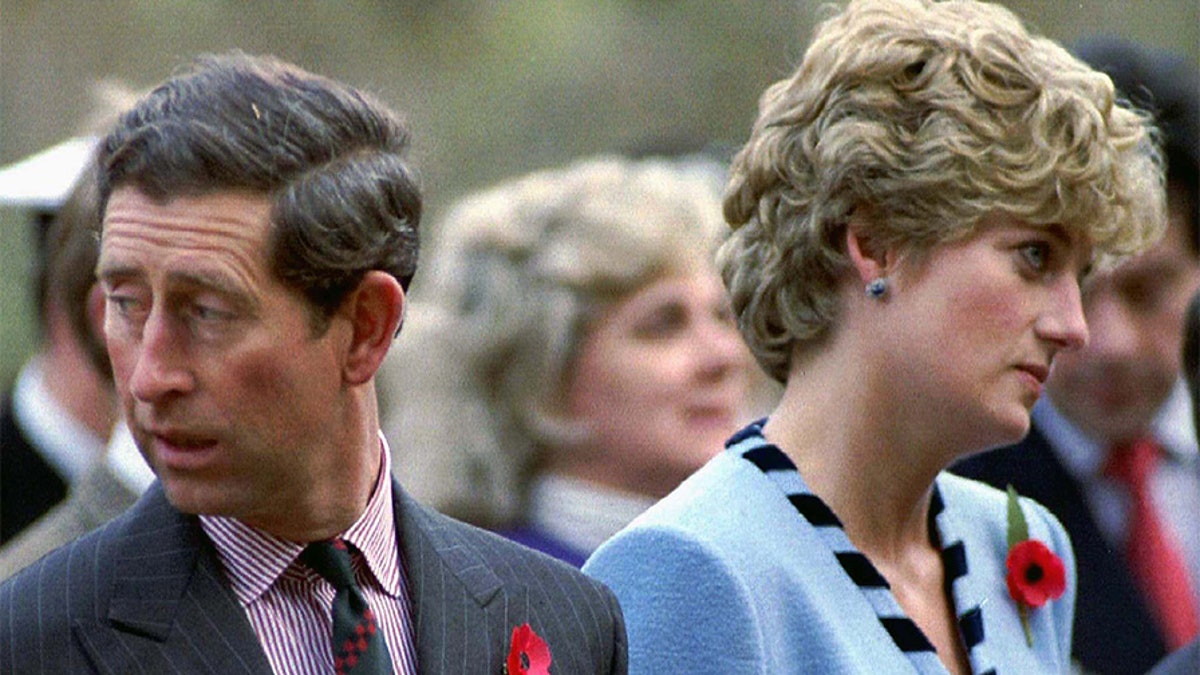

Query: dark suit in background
left=953, top=432, right=1168, bottom=673
left=0, top=395, right=68, bottom=542
left=0, top=452, right=138, bottom=580
left=1146, top=290, right=1200, bottom=675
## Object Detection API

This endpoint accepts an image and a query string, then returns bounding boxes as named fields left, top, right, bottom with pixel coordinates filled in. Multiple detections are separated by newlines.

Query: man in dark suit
left=1148, top=293, right=1200, bottom=675
left=0, top=135, right=117, bottom=543
left=0, top=52, right=626, bottom=674
left=954, top=37, right=1200, bottom=675
left=0, top=163, right=147, bottom=580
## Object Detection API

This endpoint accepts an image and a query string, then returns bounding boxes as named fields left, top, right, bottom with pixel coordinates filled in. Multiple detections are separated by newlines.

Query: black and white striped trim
left=728, top=421, right=995, bottom=675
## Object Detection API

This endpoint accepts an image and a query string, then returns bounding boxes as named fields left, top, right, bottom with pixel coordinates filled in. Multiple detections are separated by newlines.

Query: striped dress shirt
left=200, top=436, right=417, bottom=674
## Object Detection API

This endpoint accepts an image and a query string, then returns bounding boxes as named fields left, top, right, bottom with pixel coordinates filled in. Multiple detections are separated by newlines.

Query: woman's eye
left=633, top=305, right=687, bottom=339
left=1019, top=242, right=1050, bottom=272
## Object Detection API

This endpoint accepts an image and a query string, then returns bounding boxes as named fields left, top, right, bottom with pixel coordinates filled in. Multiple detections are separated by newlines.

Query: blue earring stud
left=866, top=278, right=888, bottom=299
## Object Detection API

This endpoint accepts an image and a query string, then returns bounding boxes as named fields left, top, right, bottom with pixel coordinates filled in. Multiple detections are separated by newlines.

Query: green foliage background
left=1, top=0, right=1197, bottom=385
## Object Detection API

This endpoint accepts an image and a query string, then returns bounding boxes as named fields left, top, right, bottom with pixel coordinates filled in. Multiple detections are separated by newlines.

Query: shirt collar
left=1150, top=379, right=1199, bottom=463
left=1037, top=379, right=1199, bottom=480
left=12, top=356, right=106, bottom=482
left=200, top=432, right=401, bottom=606
left=104, top=419, right=156, bottom=495
left=526, top=474, right=656, bottom=557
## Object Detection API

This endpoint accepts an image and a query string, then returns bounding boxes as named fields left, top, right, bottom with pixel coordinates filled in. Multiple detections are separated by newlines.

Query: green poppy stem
left=1018, top=603, right=1033, bottom=647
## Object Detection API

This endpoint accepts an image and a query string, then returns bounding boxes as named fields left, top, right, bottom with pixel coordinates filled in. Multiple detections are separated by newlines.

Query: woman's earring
left=865, top=278, right=888, bottom=299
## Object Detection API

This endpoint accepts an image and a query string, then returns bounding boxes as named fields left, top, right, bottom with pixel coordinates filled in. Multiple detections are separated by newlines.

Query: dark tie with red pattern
left=300, top=538, right=393, bottom=674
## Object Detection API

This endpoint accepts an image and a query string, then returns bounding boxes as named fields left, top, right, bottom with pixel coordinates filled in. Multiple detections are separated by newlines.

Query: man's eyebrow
left=95, top=263, right=140, bottom=284
left=164, top=269, right=247, bottom=297
left=96, top=264, right=247, bottom=299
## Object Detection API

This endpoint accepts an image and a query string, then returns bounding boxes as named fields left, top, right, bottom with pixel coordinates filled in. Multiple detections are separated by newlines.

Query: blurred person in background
left=0, top=82, right=138, bottom=544
left=0, top=135, right=115, bottom=543
left=380, top=154, right=759, bottom=567
left=953, top=36, right=1200, bottom=674
left=584, top=1, right=1165, bottom=672
left=1147, top=291, right=1200, bottom=675
left=0, top=161, right=153, bottom=580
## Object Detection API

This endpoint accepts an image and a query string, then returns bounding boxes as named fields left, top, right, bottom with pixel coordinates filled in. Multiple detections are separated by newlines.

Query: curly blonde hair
left=381, top=154, right=728, bottom=525
left=722, top=0, right=1166, bottom=382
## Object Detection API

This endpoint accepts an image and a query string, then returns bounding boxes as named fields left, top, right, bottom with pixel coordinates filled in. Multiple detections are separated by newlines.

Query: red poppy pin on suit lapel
left=503, top=623, right=552, bottom=675
left=1004, top=485, right=1067, bottom=647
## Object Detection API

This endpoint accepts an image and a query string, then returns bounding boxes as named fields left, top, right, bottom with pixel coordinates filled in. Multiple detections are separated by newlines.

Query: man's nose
left=1078, top=291, right=1142, bottom=358
left=128, top=309, right=194, bottom=403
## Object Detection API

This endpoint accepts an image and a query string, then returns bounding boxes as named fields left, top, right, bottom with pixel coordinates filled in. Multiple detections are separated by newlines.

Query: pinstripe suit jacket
left=0, top=477, right=627, bottom=674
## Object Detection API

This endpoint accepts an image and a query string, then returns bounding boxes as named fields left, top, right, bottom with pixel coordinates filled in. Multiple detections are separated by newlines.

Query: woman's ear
left=844, top=207, right=891, bottom=286
left=342, top=271, right=405, bottom=386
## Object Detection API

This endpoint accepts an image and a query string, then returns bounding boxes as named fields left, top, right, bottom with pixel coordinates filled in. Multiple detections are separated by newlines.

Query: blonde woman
left=380, top=155, right=758, bottom=566
left=583, top=1, right=1166, bottom=672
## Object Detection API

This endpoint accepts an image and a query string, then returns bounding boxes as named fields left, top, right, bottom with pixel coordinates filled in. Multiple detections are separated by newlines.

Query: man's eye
left=1119, top=278, right=1166, bottom=314
left=108, top=294, right=142, bottom=314
left=191, top=304, right=233, bottom=322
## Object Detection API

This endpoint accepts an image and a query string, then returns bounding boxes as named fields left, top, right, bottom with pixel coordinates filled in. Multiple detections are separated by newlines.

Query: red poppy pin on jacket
left=503, top=623, right=552, bottom=675
left=1004, top=485, right=1067, bottom=647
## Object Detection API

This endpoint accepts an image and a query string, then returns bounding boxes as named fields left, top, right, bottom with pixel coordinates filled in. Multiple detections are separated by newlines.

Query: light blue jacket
left=584, top=447, right=1076, bottom=674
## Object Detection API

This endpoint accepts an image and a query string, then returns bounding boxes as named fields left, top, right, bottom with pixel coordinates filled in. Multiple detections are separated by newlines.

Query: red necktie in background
left=1105, top=438, right=1199, bottom=649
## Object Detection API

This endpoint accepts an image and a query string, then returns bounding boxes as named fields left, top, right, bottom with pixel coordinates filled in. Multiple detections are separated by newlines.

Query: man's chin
left=159, top=479, right=236, bottom=517
left=1075, top=409, right=1158, bottom=446
left=1047, top=391, right=1163, bottom=444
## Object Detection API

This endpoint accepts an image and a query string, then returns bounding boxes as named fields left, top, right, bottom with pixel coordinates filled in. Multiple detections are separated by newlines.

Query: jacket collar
left=94, top=478, right=510, bottom=674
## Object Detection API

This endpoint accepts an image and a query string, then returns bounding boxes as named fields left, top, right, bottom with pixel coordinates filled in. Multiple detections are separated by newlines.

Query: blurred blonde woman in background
left=379, top=154, right=761, bottom=566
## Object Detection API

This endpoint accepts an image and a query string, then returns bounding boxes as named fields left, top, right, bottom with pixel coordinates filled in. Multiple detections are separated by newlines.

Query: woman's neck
left=762, top=346, right=945, bottom=565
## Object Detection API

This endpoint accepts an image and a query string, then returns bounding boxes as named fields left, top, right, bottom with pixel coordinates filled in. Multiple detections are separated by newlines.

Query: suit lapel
left=395, top=480, right=513, bottom=675
left=74, top=484, right=273, bottom=674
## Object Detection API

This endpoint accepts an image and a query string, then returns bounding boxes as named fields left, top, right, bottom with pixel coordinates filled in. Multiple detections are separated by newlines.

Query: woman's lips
left=1015, top=364, right=1048, bottom=398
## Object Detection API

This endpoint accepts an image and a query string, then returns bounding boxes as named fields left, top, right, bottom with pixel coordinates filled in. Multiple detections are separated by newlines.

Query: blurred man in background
left=0, top=160, right=153, bottom=579
left=0, top=134, right=115, bottom=543
left=1149, top=291, right=1200, bottom=675
left=954, top=36, right=1200, bottom=674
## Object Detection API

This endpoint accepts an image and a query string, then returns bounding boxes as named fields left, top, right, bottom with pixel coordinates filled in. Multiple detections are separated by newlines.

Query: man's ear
left=342, top=271, right=405, bottom=386
left=844, top=207, right=892, bottom=286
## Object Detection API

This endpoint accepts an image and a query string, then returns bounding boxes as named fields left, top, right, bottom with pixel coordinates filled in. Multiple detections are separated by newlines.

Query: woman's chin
left=965, top=414, right=1032, bottom=459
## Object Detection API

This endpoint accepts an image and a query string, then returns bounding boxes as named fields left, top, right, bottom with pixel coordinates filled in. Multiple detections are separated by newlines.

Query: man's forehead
left=102, top=188, right=271, bottom=246
left=98, top=187, right=274, bottom=288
